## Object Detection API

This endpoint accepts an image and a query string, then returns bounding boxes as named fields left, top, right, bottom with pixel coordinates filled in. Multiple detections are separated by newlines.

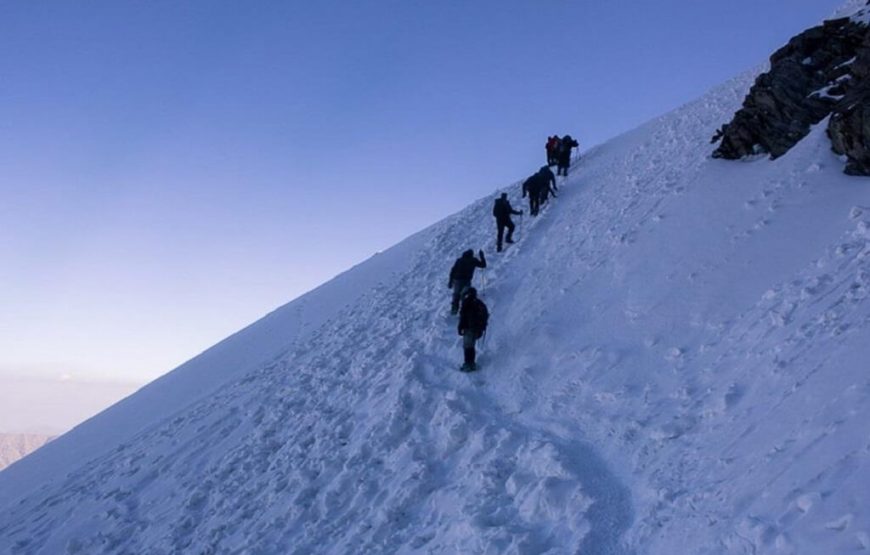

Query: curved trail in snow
left=393, top=192, right=635, bottom=554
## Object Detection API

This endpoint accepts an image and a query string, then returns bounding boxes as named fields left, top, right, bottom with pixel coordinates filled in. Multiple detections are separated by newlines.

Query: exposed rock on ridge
left=828, top=38, right=870, bottom=175
left=712, top=4, right=870, bottom=175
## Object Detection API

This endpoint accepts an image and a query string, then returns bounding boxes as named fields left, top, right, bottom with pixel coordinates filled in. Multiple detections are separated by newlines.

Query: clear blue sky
left=0, top=0, right=843, bottom=388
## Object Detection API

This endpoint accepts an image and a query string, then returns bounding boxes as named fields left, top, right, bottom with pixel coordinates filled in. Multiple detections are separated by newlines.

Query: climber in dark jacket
left=522, top=173, right=543, bottom=216
left=458, top=287, right=489, bottom=371
left=557, top=134, right=579, bottom=176
left=448, top=249, right=487, bottom=314
left=538, top=166, right=558, bottom=204
left=492, top=193, right=522, bottom=252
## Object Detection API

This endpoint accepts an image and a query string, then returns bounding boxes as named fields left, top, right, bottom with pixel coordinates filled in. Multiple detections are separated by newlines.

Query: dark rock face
left=828, top=30, right=870, bottom=175
left=712, top=5, right=870, bottom=176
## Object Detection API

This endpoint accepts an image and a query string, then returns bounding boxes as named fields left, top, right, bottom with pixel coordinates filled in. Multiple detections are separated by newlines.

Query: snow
left=830, top=0, right=870, bottom=20
left=809, top=73, right=853, bottom=101
left=851, top=7, right=870, bottom=24
left=837, top=56, right=858, bottom=69
left=1, top=60, right=869, bottom=555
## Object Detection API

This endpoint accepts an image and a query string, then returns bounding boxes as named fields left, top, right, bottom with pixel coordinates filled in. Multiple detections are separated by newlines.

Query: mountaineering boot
left=461, top=347, right=477, bottom=371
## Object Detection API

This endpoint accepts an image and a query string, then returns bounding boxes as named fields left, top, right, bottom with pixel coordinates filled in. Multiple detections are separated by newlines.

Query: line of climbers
left=446, top=134, right=580, bottom=371
left=546, top=134, right=579, bottom=176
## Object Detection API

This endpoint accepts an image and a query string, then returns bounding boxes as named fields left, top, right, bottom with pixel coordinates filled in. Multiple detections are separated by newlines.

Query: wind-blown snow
left=1, top=69, right=869, bottom=554
left=849, top=6, right=870, bottom=24
left=831, top=0, right=870, bottom=20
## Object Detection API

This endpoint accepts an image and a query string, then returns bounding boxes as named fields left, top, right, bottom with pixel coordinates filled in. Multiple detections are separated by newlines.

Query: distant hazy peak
left=0, top=433, right=55, bottom=472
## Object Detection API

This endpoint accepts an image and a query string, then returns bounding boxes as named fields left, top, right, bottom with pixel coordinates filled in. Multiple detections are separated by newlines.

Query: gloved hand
left=478, top=249, right=485, bottom=259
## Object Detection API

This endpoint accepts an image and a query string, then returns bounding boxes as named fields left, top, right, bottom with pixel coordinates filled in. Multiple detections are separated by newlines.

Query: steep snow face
left=0, top=223, right=429, bottom=507
left=2, top=72, right=869, bottom=554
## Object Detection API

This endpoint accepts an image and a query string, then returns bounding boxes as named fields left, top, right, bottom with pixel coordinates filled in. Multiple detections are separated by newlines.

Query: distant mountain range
left=0, top=433, right=55, bottom=472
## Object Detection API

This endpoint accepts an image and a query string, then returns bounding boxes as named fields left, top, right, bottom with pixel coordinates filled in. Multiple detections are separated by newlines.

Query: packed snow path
left=3, top=64, right=870, bottom=554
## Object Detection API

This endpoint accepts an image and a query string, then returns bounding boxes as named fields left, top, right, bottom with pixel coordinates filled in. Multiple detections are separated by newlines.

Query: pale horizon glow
left=0, top=375, right=140, bottom=435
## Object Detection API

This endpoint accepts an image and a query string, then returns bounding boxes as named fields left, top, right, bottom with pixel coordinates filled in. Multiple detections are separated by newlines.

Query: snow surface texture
left=832, top=0, right=870, bottom=21
left=828, top=0, right=870, bottom=19
left=2, top=74, right=870, bottom=555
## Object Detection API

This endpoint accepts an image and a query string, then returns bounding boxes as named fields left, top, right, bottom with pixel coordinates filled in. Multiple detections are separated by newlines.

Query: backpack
left=476, top=301, right=489, bottom=331
left=522, top=176, right=536, bottom=195
left=465, top=298, right=489, bottom=331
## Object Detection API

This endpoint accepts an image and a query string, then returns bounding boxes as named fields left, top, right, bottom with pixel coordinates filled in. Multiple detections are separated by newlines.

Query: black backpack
left=522, top=176, right=535, bottom=194
left=467, top=298, right=489, bottom=331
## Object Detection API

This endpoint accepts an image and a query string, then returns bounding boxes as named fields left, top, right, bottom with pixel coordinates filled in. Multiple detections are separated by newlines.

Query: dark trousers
left=528, top=195, right=540, bottom=216
left=557, top=155, right=571, bottom=176
left=462, top=328, right=482, bottom=368
left=496, top=219, right=515, bottom=251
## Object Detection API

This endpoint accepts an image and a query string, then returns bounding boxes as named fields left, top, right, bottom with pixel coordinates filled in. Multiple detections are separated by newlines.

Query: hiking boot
left=462, top=347, right=477, bottom=370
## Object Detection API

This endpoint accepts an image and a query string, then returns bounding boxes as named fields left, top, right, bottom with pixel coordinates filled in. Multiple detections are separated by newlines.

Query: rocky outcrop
left=712, top=4, right=870, bottom=176
left=828, top=32, right=870, bottom=175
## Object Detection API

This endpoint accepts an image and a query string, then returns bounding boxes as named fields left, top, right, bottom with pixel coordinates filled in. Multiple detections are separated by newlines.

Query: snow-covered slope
left=2, top=69, right=869, bottom=555
left=0, top=225, right=428, bottom=507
